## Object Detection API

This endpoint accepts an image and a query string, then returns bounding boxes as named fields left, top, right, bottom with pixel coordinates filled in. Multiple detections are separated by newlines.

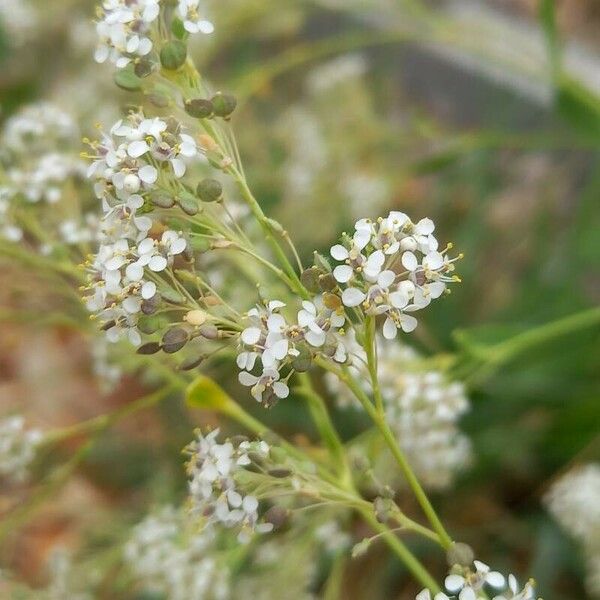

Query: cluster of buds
left=185, top=429, right=273, bottom=543
left=237, top=299, right=347, bottom=406
left=322, top=212, right=461, bottom=338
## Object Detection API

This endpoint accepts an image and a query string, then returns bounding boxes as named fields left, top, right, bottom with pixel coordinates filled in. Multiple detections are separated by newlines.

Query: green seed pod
left=291, top=346, right=312, bottom=373
left=161, top=327, right=189, bottom=353
left=211, top=92, right=237, bottom=118
left=134, top=59, right=154, bottom=79
left=300, top=266, right=321, bottom=293
left=185, top=98, right=214, bottom=119
left=446, top=542, right=475, bottom=567
left=196, top=178, right=223, bottom=202
left=113, top=66, right=142, bottom=91
left=137, top=342, right=161, bottom=355
left=151, top=191, right=176, bottom=208
left=190, top=237, right=211, bottom=253
left=160, top=40, right=187, bottom=71
left=177, top=191, right=199, bottom=216
left=268, top=468, right=292, bottom=478
left=160, top=289, right=186, bottom=304
left=179, top=354, right=204, bottom=371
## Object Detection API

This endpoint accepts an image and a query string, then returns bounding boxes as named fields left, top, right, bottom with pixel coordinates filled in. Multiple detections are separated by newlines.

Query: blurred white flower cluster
left=545, top=463, right=600, bottom=598
left=330, top=212, right=460, bottom=338
left=237, top=299, right=346, bottom=406
left=185, top=429, right=273, bottom=542
left=328, top=338, right=471, bottom=490
left=0, top=103, right=89, bottom=245
left=124, top=506, right=230, bottom=600
left=0, top=415, right=43, bottom=483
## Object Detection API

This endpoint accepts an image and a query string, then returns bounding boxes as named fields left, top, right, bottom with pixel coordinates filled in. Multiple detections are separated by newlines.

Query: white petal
left=333, top=265, right=353, bottom=283
left=486, top=572, right=506, bottom=588
left=239, top=372, right=258, bottom=386
left=445, top=574, right=465, bottom=593
left=125, top=262, right=144, bottom=281
left=341, top=287, right=365, bottom=307
left=416, top=217, right=435, bottom=235
left=141, top=281, right=156, bottom=299
left=377, top=269, right=395, bottom=288
left=459, top=589, right=476, bottom=600
left=241, top=327, right=261, bottom=345
left=389, top=291, right=408, bottom=309
left=400, top=314, right=418, bottom=332
left=401, top=251, right=418, bottom=271
left=171, top=158, right=186, bottom=178
left=128, top=140, right=150, bottom=158
left=273, top=382, right=289, bottom=399
left=382, top=317, right=397, bottom=340
left=424, top=251, right=444, bottom=271
left=148, top=255, right=167, bottom=271
left=138, top=164, right=158, bottom=184
left=330, top=244, right=349, bottom=260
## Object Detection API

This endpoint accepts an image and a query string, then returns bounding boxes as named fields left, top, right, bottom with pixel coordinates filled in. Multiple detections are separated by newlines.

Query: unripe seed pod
left=318, top=273, right=337, bottom=292
left=179, top=354, right=204, bottom=371
left=211, top=92, right=237, bottom=118
left=151, top=191, right=176, bottom=208
left=185, top=98, right=214, bottom=119
left=160, top=289, right=186, bottom=304
left=446, top=542, right=475, bottom=567
left=268, top=468, right=292, bottom=478
left=301, top=266, right=321, bottom=293
left=177, top=193, right=199, bottom=216
left=148, top=93, right=169, bottom=108
left=114, top=66, right=142, bottom=91
left=198, top=324, right=219, bottom=339
left=161, top=327, right=189, bottom=353
left=134, top=59, right=154, bottom=78
left=160, top=40, right=187, bottom=70
left=100, top=320, right=116, bottom=331
left=191, top=237, right=211, bottom=253
left=196, top=178, right=223, bottom=202
left=137, top=342, right=161, bottom=355
left=264, top=506, right=289, bottom=529
left=141, top=294, right=161, bottom=315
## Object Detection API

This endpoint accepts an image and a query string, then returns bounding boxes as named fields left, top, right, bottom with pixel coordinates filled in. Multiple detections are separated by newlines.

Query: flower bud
left=160, top=40, right=187, bottom=70
left=446, top=542, right=475, bottom=567
left=211, top=92, right=237, bottom=118
left=196, top=178, right=223, bottom=202
left=161, top=327, right=189, bottom=353
left=184, top=309, right=207, bottom=326
left=185, top=98, right=214, bottom=119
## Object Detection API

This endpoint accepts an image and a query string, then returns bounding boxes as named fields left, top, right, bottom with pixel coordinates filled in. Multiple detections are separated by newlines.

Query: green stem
left=294, top=372, right=351, bottom=484
left=364, top=317, right=385, bottom=415
left=359, top=508, right=441, bottom=594
left=316, top=357, right=453, bottom=549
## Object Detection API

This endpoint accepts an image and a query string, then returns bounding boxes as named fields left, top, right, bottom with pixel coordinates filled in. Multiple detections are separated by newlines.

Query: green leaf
left=556, top=76, right=600, bottom=139
left=186, top=374, right=235, bottom=412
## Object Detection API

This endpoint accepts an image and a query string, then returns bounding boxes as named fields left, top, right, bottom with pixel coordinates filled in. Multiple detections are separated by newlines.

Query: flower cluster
left=124, top=506, right=230, bottom=600
left=417, top=560, right=539, bottom=600
left=185, top=429, right=273, bottom=542
left=85, top=229, right=187, bottom=345
left=329, top=212, right=460, bottom=338
left=94, top=0, right=213, bottom=68
left=84, top=112, right=200, bottom=344
left=0, top=415, right=43, bottom=483
left=237, top=299, right=346, bottom=406
left=545, top=463, right=600, bottom=597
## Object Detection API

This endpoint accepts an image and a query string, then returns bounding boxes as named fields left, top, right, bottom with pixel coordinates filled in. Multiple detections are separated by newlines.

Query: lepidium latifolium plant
left=8, top=1, right=596, bottom=598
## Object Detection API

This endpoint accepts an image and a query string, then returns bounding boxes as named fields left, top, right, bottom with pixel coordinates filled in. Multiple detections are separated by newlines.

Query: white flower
left=445, top=561, right=505, bottom=600
left=177, top=0, right=214, bottom=34
left=239, top=368, right=290, bottom=405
